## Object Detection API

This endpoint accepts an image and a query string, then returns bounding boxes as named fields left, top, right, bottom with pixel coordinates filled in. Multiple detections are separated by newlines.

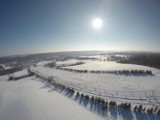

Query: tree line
left=8, top=69, right=35, bottom=81
left=57, top=67, right=152, bottom=75
left=0, top=67, right=22, bottom=76
left=33, top=71, right=160, bottom=116
left=118, top=55, right=160, bottom=69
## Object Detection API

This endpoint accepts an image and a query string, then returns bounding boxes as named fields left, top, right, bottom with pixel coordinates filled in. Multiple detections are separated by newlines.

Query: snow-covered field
left=56, top=59, right=78, bottom=65
left=1, top=56, right=160, bottom=120
left=36, top=60, right=54, bottom=66
left=31, top=66, right=160, bottom=107
left=32, top=58, right=160, bottom=109
left=64, top=60, right=158, bottom=74
left=0, top=76, right=104, bottom=120
left=12, top=69, right=28, bottom=77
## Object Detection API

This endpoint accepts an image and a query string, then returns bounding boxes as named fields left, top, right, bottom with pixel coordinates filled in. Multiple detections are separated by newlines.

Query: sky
left=0, top=0, right=160, bottom=56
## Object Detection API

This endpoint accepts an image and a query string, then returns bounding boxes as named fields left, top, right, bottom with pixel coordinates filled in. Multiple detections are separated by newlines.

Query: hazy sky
left=0, top=0, right=160, bottom=56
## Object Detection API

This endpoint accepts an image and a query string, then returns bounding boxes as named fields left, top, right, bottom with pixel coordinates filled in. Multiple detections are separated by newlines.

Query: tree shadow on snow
left=78, top=97, right=84, bottom=105
left=48, top=88, right=55, bottom=93
left=82, top=99, right=89, bottom=107
left=118, top=108, right=133, bottom=120
left=65, top=90, right=74, bottom=98
left=135, top=111, right=160, bottom=120
left=135, top=111, right=149, bottom=120
left=39, top=84, right=50, bottom=89
left=109, top=106, right=118, bottom=119
left=89, top=101, right=94, bottom=111
left=74, top=95, right=79, bottom=100
left=94, top=103, right=103, bottom=114
left=58, top=87, right=65, bottom=93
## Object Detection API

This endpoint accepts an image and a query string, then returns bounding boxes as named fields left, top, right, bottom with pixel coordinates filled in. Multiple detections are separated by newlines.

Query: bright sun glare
left=92, top=18, right=103, bottom=29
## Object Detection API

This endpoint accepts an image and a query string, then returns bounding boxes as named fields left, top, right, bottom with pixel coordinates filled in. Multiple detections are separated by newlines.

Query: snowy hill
left=0, top=76, right=104, bottom=120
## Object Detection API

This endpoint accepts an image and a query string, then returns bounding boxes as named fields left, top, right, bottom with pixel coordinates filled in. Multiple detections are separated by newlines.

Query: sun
left=92, top=18, right=103, bottom=29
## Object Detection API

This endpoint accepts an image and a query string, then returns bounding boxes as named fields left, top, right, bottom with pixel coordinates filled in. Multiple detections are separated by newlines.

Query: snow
left=115, top=55, right=128, bottom=58
left=1, top=57, right=160, bottom=120
left=30, top=63, right=160, bottom=108
left=0, top=69, right=28, bottom=81
left=48, top=58, right=160, bottom=75
left=79, top=55, right=107, bottom=59
left=1, top=67, right=160, bottom=119
left=56, top=59, right=79, bottom=66
left=0, top=76, right=104, bottom=120
left=36, top=61, right=54, bottom=66
left=12, top=69, right=28, bottom=77
left=64, top=60, right=158, bottom=73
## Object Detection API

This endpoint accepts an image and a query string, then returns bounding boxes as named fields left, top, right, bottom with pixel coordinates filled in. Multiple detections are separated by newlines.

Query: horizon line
left=1, top=50, right=160, bottom=58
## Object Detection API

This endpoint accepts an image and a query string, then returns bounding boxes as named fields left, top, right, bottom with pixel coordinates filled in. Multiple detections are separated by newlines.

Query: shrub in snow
left=67, top=87, right=75, bottom=93
left=135, top=70, right=138, bottom=74
left=142, top=107, right=146, bottom=112
left=109, top=101, right=117, bottom=107
left=101, top=99, right=105, bottom=105
left=137, top=104, right=143, bottom=112
left=90, top=70, right=96, bottom=73
left=72, top=88, right=75, bottom=93
left=84, top=70, right=88, bottom=73
left=45, top=62, right=56, bottom=68
left=65, top=87, right=68, bottom=90
left=85, top=95, right=89, bottom=100
left=8, top=76, right=13, bottom=81
left=98, top=98, right=105, bottom=104
left=128, top=103, right=131, bottom=110
left=118, top=102, right=131, bottom=110
left=91, top=96, right=95, bottom=102
left=95, top=97, right=98, bottom=103
left=147, top=108, right=153, bottom=114
left=76, top=91, right=80, bottom=96
left=146, top=70, right=152, bottom=75
left=48, top=76, right=53, bottom=82
left=97, top=97, right=101, bottom=104
left=134, top=106, right=137, bottom=112
left=70, top=88, right=75, bottom=93
left=81, top=93, right=84, bottom=98
left=105, top=100, right=108, bottom=106
left=62, top=85, right=65, bottom=89
left=59, top=84, right=62, bottom=87
left=150, top=108, right=153, bottom=114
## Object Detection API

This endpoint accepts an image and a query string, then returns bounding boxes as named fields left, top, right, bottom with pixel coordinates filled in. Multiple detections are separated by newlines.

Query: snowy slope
left=64, top=60, right=158, bottom=73
left=12, top=69, right=28, bottom=77
left=31, top=65, right=160, bottom=108
left=0, top=76, right=104, bottom=120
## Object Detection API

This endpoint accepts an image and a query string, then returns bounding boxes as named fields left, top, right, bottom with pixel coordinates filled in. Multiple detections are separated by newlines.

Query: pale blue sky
left=0, top=0, right=160, bottom=56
